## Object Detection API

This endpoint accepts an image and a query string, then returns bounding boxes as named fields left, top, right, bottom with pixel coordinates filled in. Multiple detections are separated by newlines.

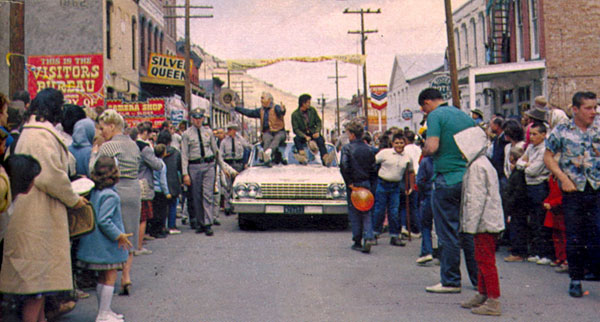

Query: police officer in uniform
left=181, top=108, right=237, bottom=235
left=220, top=122, right=252, bottom=215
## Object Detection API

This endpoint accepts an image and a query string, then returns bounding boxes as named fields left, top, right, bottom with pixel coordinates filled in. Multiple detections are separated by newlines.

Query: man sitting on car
left=291, top=93, right=334, bottom=166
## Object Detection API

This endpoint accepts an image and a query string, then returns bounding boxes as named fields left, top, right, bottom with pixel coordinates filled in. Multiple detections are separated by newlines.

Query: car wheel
left=238, top=213, right=254, bottom=231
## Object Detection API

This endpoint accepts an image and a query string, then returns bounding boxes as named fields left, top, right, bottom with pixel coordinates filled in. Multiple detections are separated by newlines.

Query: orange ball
left=351, top=187, right=374, bottom=211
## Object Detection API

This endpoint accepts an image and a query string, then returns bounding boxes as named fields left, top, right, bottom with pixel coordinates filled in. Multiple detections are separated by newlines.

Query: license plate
left=284, top=205, right=304, bottom=214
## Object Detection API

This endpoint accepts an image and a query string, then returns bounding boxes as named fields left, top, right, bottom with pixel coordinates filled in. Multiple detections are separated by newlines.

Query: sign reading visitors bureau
left=147, top=53, right=187, bottom=81
left=106, top=98, right=166, bottom=128
left=430, top=75, right=452, bottom=101
left=27, top=54, right=104, bottom=107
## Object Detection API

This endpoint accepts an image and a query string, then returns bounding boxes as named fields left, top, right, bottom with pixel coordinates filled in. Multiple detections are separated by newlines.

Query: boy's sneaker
left=362, top=239, right=375, bottom=253
left=169, top=229, right=181, bottom=235
left=133, top=248, right=152, bottom=256
left=555, top=263, right=569, bottom=273
left=460, top=293, right=487, bottom=309
left=536, top=257, right=552, bottom=265
left=390, top=237, right=406, bottom=247
left=550, top=259, right=562, bottom=267
left=416, top=254, right=433, bottom=264
left=471, top=298, right=501, bottom=316
left=504, top=254, right=524, bottom=262
left=351, top=242, right=363, bottom=252
left=527, top=255, right=540, bottom=263
left=425, top=283, right=461, bottom=293
left=401, top=227, right=410, bottom=237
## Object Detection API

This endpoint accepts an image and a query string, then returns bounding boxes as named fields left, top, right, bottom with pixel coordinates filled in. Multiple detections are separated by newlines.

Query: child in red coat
left=543, top=175, right=568, bottom=273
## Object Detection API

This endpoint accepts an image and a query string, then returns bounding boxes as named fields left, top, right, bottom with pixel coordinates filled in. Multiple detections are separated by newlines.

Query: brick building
left=543, top=0, right=600, bottom=108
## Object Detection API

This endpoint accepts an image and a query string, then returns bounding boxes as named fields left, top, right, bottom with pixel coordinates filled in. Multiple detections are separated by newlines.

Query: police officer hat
left=190, top=108, right=205, bottom=119
left=226, top=122, right=240, bottom=131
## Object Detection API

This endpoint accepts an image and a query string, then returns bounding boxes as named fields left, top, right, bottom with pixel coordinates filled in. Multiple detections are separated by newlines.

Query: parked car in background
left=231, top=141, right=348, bottom=230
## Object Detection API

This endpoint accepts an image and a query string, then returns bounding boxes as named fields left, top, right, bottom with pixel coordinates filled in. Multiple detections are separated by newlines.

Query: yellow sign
left=147, top=53, right=186, bottom=81
left=226, top=54, right=366, bottom=70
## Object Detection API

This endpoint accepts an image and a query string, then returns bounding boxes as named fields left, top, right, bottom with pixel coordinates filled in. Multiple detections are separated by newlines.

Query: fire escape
left=488, top=0, right=510, bottom=64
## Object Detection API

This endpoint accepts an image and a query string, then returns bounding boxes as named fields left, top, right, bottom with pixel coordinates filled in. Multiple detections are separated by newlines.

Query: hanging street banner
left=430, top=74, right=452, bottom=101
left=107, top=98, right=166, bottom=128
left=147, top=53, right=186, bottom=81
left=226, top=54, right=366, bottom=70
left=27, top=54, right=104, bottom=107
left=369, top=84, right=388, bottom=110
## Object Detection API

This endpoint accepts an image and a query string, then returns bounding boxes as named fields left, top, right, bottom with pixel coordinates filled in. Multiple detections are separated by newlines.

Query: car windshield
left=250, top=142, right=338, bottom=167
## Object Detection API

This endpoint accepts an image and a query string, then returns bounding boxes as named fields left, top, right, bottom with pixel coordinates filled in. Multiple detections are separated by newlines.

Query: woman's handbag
left=68, top=203, right=95, bottom=238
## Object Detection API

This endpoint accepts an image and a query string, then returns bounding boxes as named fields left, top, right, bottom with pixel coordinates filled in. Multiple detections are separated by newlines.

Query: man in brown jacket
left=234, top=91, right=286, bottom=165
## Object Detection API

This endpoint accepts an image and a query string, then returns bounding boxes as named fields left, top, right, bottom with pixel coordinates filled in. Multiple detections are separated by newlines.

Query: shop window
left=501, top=90, right=514, bottom=105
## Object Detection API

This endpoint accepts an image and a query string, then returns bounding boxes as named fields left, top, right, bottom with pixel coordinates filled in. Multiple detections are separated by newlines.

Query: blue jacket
left=417, top=156, right=434, bottom=199
left=76, top=187, right=128, bottom=265
left=153, top=159, right=170, bottom=194
left=68, top=118, right=95, bottom=176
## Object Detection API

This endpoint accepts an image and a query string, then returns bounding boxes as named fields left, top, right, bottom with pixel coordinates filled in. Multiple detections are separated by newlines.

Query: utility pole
left=317, top=95, right=327, bottom=134
left=232, top=80, right=254, bottom=137
left=444, top=0, right=460, bottom=108
left=164, top=1, right=213, bottom=116
left=344, top=8, right=381, bottom=129
left=328, top=60, right=347, bottom=136
left=8, top=1, right=25, bottom=98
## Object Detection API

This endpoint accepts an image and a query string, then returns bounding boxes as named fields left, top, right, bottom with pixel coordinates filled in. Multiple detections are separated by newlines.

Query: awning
left=458, top=60, right=546, bottom=110
left=458, top=60, right=546, bottom=85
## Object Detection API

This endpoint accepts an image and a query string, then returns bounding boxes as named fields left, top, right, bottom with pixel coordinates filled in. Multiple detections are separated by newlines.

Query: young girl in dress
left=76, top=156, right=133, bottom=322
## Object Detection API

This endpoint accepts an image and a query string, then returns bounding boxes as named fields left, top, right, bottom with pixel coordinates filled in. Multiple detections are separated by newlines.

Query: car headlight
left=234, top=183, right=261, bottom=198
left=328, top=183, right=346, bottom=199
left=234, top=183, right=249, bottom=198
left=247, top=183, right=261, bottom=198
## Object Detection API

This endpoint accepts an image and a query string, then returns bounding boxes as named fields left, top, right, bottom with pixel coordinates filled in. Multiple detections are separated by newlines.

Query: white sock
left=96, top=283, right=104, bottom=308
left=99, top=284, right=115, bottom=314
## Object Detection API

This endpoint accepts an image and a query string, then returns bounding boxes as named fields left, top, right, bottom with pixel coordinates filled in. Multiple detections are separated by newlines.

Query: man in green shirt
left=291, top=94, right=333, bottom=166
left=420, top=88, right=478, bottom=294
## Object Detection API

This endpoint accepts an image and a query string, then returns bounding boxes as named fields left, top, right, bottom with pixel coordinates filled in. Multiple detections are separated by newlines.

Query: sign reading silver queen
left=231, top=142, right=348, bottom=230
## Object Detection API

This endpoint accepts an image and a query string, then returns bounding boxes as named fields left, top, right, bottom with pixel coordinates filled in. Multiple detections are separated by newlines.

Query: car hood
left=234, top=164, right=344, bottom=185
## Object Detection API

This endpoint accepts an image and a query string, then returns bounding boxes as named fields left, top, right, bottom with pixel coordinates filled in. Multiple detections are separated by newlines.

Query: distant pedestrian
left=340, top=121, right=377, bottom=253
left=156, top=130, right=182, bottom=235
left=455, top=126, right=504, bottom=316
left=419, top=88, right=477, bottom=293
left=517, top=122, right=552, bottom=265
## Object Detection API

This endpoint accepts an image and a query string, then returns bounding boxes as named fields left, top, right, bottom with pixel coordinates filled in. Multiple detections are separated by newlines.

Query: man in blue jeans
left=545, top=91, right=600, bottom=298
left=340, top=121, right=378, bottom=253
left=419, top=88, right=478, bottom=293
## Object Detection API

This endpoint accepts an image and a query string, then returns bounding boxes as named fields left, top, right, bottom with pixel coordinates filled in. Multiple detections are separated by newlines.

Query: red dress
left=543, top=176, right=567, bottom=262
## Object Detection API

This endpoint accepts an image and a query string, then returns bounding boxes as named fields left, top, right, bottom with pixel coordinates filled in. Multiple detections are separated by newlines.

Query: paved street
left=60, top=214, right=599, bottom=322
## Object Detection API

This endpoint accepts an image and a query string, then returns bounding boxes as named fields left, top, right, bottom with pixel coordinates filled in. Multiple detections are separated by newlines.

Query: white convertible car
left=231, top=141, right=348, bottom=230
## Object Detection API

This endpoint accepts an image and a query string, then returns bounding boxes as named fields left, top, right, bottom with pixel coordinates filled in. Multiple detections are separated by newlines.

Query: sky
left=182, top=0, right=469, bottom=101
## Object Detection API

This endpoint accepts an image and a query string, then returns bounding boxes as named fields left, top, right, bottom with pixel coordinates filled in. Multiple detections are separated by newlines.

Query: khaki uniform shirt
left=181, top=125, right=223, bottom=176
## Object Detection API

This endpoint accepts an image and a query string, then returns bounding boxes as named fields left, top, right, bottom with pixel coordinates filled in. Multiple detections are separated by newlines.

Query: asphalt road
left=60, top=214, right=599, bottom=322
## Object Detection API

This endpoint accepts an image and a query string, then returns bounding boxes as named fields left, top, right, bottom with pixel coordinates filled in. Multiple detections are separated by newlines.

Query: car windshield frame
left=249, top=142, right=338, bottom=167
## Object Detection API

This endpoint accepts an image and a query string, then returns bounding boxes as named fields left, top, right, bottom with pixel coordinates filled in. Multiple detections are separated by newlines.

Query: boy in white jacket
left=454, top=126, right=505, bottom=316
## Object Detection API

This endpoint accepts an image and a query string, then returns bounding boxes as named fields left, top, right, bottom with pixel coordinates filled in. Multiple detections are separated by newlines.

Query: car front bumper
left=232, top=199, right=347, bottom=215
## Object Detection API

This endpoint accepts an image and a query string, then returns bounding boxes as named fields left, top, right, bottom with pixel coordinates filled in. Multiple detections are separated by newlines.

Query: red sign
left=106, top=98, right=166, bottom=129
left=28, top=54, right=104, bottom=107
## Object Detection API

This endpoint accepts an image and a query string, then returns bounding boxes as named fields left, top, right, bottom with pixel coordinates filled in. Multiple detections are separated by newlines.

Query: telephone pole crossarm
left=343, top=7, right=381, bottom=129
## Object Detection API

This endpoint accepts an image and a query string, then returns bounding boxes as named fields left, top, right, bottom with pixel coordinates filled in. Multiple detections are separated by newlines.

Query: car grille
left=260, top=183, right=329, bottom=199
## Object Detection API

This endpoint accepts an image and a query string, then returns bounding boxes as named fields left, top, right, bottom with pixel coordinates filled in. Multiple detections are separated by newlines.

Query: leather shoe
left=569, top=280, right=583, bottom=297
left=195, top=226, right=205, bottom=234
left=204, top=226, right=214, bottom=236
left=390, top=237, right=406, bottom=247
left=213, top=219, right=221, bottom=226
